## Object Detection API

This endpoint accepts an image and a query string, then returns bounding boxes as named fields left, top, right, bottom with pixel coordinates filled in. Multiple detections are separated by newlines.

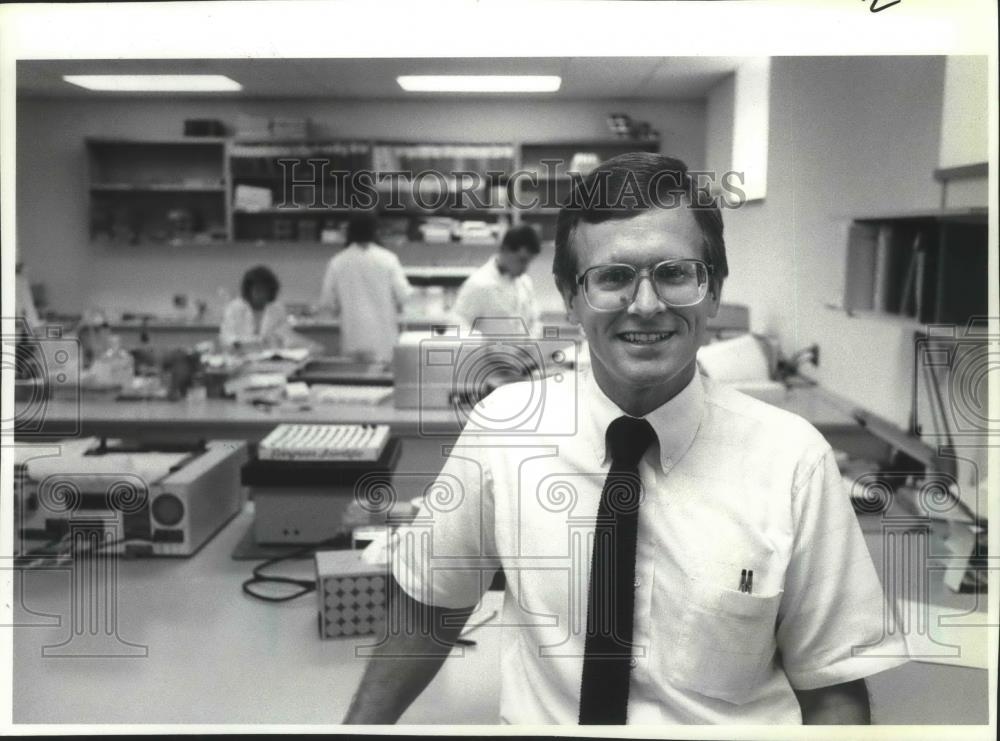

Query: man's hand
left=343, top=577, right=474, bottom=724
left=794, top=679, right=872, bottom=724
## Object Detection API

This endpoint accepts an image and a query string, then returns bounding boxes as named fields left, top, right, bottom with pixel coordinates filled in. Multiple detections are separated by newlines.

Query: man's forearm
left=343, top=638, right=454, bottom=723
left=343, top=580, right=473, bottom=724
left=794, top=679, right=872, bottom=724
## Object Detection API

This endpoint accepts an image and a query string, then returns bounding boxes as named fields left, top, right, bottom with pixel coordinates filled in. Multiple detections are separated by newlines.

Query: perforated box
left=315, top=549, right=388, bottom=639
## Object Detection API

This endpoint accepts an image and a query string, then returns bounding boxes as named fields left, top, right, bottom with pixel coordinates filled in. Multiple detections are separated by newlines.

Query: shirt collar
left=584, top=368, right=705, bottom=473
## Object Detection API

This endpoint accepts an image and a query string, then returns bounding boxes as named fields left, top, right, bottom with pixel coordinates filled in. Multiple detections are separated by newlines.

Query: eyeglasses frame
left=575, top=258, right=715, bottom=312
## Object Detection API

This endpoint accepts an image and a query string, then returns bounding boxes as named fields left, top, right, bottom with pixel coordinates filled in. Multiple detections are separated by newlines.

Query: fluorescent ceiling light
left=63, top=75, right=242, bottom=92
left=397, top=75, right=561, bottom=93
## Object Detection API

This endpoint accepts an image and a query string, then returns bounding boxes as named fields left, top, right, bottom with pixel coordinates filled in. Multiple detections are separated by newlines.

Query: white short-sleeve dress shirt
left=450, top=256, right=540, bottom=337
left=317, top=243, right=413, bottom=362
left=392, top=370, right=908, bottom=724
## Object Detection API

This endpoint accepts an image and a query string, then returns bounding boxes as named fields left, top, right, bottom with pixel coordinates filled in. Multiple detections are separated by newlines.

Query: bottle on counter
left=92, top=334, right=135, bottom=388
left=79, top=307, right=111, bottom=366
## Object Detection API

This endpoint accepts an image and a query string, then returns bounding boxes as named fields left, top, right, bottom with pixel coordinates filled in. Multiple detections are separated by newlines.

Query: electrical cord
left=241, top=534, right=350, bottom=603
left=245, top=537, right=502, bottom=648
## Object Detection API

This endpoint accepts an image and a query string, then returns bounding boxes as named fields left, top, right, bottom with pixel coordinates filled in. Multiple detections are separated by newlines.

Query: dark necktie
left=579, top=415, right=657, bottom=725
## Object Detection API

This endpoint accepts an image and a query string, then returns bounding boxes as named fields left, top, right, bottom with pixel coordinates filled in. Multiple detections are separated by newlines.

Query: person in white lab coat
left=219, top=265, right=292, bottom=349
left=450, top=224, right=542, bottom=337
left=317, top=213, right=413, bottom=362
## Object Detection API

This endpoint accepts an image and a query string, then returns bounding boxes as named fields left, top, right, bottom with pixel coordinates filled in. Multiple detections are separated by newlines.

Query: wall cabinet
left=87, top=138, right=229, bottom=246
left=843, top=209, right=988, bottom=326
left=86, top=136, right=661, bottom=249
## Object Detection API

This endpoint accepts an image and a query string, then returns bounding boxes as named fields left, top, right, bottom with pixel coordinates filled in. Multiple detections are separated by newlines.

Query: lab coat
left=218, top=298, right=290, bottom=348
left=317, top=243, right=413, bottom=362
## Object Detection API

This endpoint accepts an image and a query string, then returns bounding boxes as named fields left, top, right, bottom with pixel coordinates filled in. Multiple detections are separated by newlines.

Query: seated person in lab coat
left=450, top=225, right=542, bottom=338
left=219, top=265, right=294, bottom=349
left=317, top=213, right=413, bottom=363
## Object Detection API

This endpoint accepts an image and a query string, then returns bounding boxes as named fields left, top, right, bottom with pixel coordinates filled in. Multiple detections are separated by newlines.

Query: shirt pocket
left=660, top=575, right=783, bottom=705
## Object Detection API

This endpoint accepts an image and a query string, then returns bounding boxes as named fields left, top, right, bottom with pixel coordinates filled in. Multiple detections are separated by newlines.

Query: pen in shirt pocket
left=739, top=568, right=754, bottom=594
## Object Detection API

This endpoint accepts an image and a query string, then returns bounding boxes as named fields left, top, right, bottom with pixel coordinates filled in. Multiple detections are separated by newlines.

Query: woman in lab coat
left=219, top=265, right=292, bottom=349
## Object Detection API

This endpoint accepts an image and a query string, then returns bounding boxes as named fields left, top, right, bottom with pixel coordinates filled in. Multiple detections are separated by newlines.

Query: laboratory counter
left=10, top=504, right=989, bottom=726
left=17, top=384, right=862, bottom=444
left=86, top=310, right=579, bottom=355
left=22, top=396, right=464, bottom=441
left=106, top=315, right=449, bottom=355
left=9, top=377, right=987, bottom=726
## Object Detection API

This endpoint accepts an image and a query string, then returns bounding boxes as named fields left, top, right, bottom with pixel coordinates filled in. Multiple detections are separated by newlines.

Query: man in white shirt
left=318, top=213, right=413, bottom=362
left=451, top=225, right=542, bottom=337
left=344, top=154, right=907, bottom=725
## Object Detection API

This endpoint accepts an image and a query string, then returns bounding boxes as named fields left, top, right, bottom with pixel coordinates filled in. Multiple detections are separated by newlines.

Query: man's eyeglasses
left=576, top=258, right=713, bottom=312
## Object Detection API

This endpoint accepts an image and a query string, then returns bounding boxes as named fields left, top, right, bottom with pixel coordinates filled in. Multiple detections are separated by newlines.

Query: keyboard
left=259, top=424, right=391, bottom=462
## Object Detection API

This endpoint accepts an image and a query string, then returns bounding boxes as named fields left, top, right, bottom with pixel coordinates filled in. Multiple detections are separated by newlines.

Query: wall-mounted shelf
left=86, top=135, right=664, bottom=250
left=233, top=207, right=354, bottom=215
left=92, top=183, right=227, bottom=193
left=87, top=138, right=229, bottom=246
left=933, top=163, right=988, bottom=210
left=933, top=163, right=988, bottom=182
left=514, top=138, right=661, bottom=226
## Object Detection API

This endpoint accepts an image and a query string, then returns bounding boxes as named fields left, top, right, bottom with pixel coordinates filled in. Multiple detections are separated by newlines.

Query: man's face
left=497, top=246, right=535, bottom=278
left=562, top=206, right=720, bottom=413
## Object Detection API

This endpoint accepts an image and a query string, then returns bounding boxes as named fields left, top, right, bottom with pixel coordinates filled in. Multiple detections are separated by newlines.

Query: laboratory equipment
left=15, top=438, right=248, bottom=557
left=243, top=426, right=401, bottom=545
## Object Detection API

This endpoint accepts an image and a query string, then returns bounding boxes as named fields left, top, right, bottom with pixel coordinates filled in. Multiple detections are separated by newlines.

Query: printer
left=14, top=438, right=248, bottom=557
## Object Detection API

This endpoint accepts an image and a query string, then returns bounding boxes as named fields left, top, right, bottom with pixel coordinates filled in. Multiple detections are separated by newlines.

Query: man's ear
left=706, top=284, right=722, bottom=318
left=560, top=284, right=581, bottom=325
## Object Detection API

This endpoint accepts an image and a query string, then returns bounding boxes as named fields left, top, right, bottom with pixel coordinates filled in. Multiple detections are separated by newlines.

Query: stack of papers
left=234, top=184, right=273, bottom=212
left=311, top=384, right=393, bottom=406
left=223, top=372, right=288, bottom=396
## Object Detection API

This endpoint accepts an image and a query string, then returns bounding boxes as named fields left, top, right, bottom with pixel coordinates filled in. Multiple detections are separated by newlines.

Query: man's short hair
left=346, top=212, right=378, bottom=246
left=241, top=264, right=281, bottom=303
left=553, top=152, right=728, bottom=298
left=501, top=224, right=542, bottom=255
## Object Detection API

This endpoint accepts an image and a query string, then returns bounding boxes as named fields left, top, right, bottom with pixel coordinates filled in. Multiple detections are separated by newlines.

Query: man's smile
left=616, top=330, right=678, bottom=346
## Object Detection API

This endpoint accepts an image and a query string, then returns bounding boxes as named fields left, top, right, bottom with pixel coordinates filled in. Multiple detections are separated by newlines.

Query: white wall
left=731, top=58, right=770, bottom=202
left=16, top=96, right=706, bottom=317
left=938, top=55, right=989, bottom=209
left=705, top=73, right=735, bottom=176
left=713, top=56, right=951, bottom=429
left=939, top=55, right=989, bottom=168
